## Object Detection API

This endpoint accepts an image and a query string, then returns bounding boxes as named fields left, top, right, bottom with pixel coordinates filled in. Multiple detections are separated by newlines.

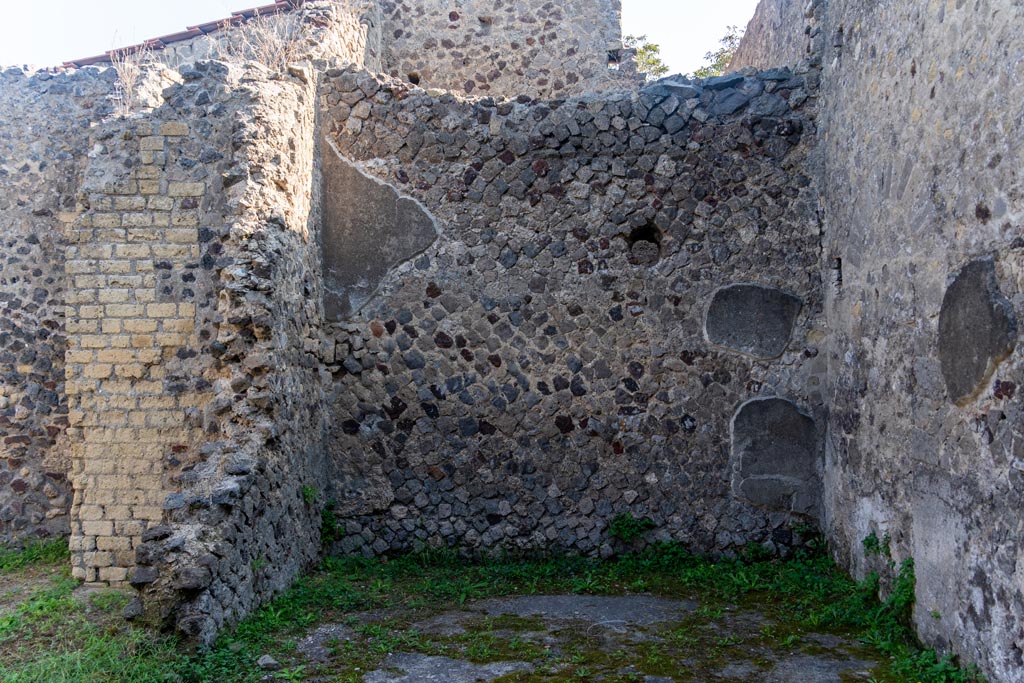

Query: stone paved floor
left=289, top=594, right=879, bottom=682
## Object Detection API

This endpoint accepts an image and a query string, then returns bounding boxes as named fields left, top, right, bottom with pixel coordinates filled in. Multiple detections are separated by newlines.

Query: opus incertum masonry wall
left=317, top=66, right=822, bottom=558
left=1, top=1, right=1022, bottom=680
left=737, top=1, right=1024, bottom=680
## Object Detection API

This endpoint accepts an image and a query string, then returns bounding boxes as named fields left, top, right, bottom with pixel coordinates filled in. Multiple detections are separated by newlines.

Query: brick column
left=66, top=120, right=207, bottom=584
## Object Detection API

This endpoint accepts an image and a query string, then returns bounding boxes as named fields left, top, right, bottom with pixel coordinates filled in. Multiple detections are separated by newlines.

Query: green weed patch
left=0, top=540, right=984, bottom=683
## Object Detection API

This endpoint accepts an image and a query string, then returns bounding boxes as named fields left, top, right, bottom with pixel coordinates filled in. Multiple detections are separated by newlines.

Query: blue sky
left=0, top=0, right=761, bottom=73
left=622, top=0, right=761, bottom=75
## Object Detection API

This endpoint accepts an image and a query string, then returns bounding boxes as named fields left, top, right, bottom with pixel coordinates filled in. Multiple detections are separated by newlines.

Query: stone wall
left=729, top=0, right=820, bottom=72
left=70, top=0, right=627, bottom=100
left=735, top=0, right=1024, bottom=680
left=4, top=0, right=374, bottom=593
left=0, top=0, right=643, bottom=642
left=148, top=1, right=384, bottom=73
left=377, top=0, right=640, bottom=98
left=819, top=1, right=1024, bottom=679
left=318, top=66, right=824, bottom=559
left=128, top=61, right=328, bottom=643
left=59, top=58, right=332, bottom=640
left=12, top=2, right=1023, bottom=676
left=0, top=67, right=115, bottom=545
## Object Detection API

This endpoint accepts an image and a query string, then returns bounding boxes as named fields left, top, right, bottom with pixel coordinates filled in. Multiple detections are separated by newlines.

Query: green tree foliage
left=691, top=25, right=744, bottom=79
left=623, top=34, right=670, bottom=80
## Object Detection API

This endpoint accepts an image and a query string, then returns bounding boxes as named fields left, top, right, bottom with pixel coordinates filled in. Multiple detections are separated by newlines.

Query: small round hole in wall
left=626, top=223, right=662, bottom=265
left=407, top=71, right=421, bottom=85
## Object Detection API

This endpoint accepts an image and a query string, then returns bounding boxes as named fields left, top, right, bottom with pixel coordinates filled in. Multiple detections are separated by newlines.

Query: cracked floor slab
left=363, top=653, right=532, bottom=683
left=290, top=593, right=879, bottom=683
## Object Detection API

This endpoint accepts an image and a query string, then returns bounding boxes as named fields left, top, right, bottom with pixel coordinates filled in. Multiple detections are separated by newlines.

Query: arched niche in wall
left=731, top=397, right=820, bottom=517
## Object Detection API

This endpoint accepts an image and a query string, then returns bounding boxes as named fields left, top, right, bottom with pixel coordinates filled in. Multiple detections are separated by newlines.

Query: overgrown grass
left=0, top=539, right=983, bottom=682
left=607, top=513, right=656, bottom=542
left=0, top=539, right=69, bottom=573
left=0, top=541, right=181, bottom=683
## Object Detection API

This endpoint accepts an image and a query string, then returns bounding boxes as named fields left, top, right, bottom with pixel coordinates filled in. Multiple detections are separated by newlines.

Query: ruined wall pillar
left=57, top=0, right=379, bottom=601
left=66, top=114, right=215, bottom=583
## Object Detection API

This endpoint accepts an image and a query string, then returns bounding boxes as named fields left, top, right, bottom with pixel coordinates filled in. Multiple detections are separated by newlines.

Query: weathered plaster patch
left=938, top=257, right=1017, bottom=406
left=321, top=138, right=440, bottom=320
left=705, top=283, right=803, bottom=359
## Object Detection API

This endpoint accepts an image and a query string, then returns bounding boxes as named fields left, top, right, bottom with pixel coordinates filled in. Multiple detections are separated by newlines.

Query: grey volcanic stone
left=122, top=597, right=144, bottom=620
left=364, top=653, right=531, bottom=682
left=706, top=284, right=802, bottom=358
left=762, top=654, right=877, bottom=682
left=631, top=240, right=661, bottom=265
left=938, top=257, right=1017, bottom=405
left=257, top=654, right=281, bottom=671
left=646, top=77, right=701, bottom=100
left=732, top=398, right=819, bottom=515
left=128, top=566, right=159, bottom=587
left=321, top=139, right=439, bottom=320
left=705, top=73, right=745, bottom=90
left=474, top=594, right=693, bottom=628
left=712, top=89, right=752, bottom=116
left=749, top=93, right=790, bottom=117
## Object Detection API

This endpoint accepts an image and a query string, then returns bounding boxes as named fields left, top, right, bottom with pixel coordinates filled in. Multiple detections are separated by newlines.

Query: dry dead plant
left=110, top=44, right=153, bottom=118
left=216, top=9, right=307, bottom=71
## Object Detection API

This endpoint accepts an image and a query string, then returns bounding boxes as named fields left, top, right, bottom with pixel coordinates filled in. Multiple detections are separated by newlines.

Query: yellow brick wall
left=65, top=120, right=209, bottom=585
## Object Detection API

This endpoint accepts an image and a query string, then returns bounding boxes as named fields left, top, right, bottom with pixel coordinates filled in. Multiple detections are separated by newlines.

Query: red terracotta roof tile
left=63, top=0, right=305, bottom=68
left=152, top=29, right=205, bottom=47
